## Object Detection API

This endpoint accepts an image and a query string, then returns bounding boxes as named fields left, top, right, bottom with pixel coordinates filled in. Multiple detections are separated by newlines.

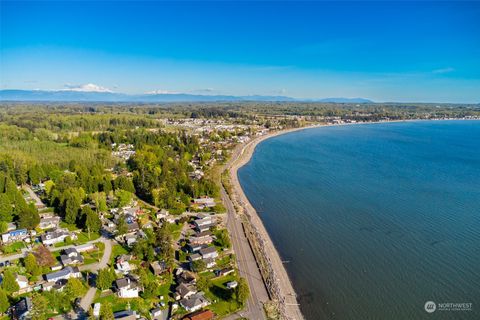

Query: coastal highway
left=225, top=131, right=305, bottom=320
left=221, top=186, right=269, bottom=320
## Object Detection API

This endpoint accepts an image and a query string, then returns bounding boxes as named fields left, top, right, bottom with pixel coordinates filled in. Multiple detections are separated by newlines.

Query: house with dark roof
left=115, top=276, right=141, bottom=298
left=8, top=297, right=32, bottom=320
left=180, top=292, right=210, bottom=312
left=175, top=283, right=197, bottom=300
left=199, top=246, right=218, bottom=260
left=60, top=248, right=84, bottom=266
left=150, top=260, right=168, bottom=276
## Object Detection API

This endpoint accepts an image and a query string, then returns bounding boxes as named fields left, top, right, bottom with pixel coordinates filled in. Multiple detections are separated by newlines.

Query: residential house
left=1, top=229, right=28, bottom=243
left=203, top=258, right=216, bottom=269
left=180, top=293, right=210, bottom=312
left=188, top=253, right=202, bottom=262
left=115, top=276, right=141, bottom=298
left=226, top=281, right=238, bottom=289
left=150, top=261, right=168, bottom=276
left=214, top=267, right=234, bottom=277
left=93, top=303, right=101, bottom=317
left=178, top=271, right=196, bottom=285
left=60, top=248, right=84, bottom=266
left=38, top=216, right=60, bottom=230
left=189, top=231, right=213, bottom=245
left=113, top=310, right=138, bottom=320
left=40, top=229, right=70, bottom=246
left=186, top=243, right=204, bottom=253
left=193, top=216, right=216, bottom=233
left=175, top=283, right=197, bottom=300
left=192, top=197, right=216, bottom=209
left=199, top=247, right=218, bottom=260
left=156, top=209, right=169, bottom=221
left=184, top=310, right=215, bottom=320
left=44, top=266, right=81, bottom=282
left=8, top=297, right=32, bottom=320
left=116, top=255, right=134, bottom=274
left=151, top=308, right=169, bottom=320
left=15, top=274, right=29, bottom=290
left=76, top=243, right=96, bottom=252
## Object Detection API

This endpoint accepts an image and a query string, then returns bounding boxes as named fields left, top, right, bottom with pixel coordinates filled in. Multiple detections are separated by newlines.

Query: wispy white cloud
left=63, top=83, right=113, bottom=93
left=145, top=89, right=180, bottom=94
left=432, top=67, right=455, bottom=74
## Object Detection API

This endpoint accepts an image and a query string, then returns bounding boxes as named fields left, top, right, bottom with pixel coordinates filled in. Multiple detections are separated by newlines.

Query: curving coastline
left=226, top=119, right=479, bottom=320
left=227, top=125, right=316, bottom=320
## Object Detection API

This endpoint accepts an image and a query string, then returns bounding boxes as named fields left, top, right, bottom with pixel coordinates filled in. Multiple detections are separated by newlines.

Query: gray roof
left=176, top=283, right=196, bottom=297
left=44, top=266, right=79, bottom=281
left=199, top=246, right=217, bottom=256
left=180, top=292, right=209, bottom=309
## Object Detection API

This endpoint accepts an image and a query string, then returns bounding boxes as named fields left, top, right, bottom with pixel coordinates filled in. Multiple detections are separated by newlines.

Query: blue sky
left=1, top=1, right=479, bottom=102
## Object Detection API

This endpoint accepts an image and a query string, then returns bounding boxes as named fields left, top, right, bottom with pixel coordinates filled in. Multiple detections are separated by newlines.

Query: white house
left=180, top=292, right=210, bottom=312
left=15, top=274, right=29, bottom=290
left=115, top=277, right=140, bottom=298
left=44, top=266, right=81, bottom=282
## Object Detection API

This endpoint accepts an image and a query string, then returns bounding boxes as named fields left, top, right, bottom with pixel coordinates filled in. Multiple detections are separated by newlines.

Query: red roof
left=184, top=310, right=215, bottom=320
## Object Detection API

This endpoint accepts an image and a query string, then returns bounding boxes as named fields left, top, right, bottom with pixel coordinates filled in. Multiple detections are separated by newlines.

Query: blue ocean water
left=238, top=121, right=480, bottom=320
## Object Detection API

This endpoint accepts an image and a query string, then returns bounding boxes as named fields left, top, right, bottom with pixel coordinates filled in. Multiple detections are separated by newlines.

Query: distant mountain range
left=0, top=89, right=373, bottom=104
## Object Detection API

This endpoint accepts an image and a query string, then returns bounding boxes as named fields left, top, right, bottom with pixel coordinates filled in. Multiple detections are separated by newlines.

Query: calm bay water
left=238, top=121, right=480, bottom=320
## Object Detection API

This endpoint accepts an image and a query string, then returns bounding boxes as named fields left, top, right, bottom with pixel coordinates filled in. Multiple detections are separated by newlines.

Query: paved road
left=79, top=237, right=113, bottom=312
left=22, top=184, right=46, bottom=209
left=222, top=184, right=269, bottom=319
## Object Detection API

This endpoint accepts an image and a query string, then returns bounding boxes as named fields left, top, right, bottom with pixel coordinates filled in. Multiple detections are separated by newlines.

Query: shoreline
left=225, top=118, right=479, bottom=320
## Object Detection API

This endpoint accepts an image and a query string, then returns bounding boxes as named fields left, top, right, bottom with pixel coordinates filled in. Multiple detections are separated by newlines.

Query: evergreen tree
left=18, top=203, right=40, bottom=229
left=1, top=269, right=19, bottom=293
left=24, top=253, right=41, bottom=276
left=0, top=194, right=12, bottom=222
left=0, top=289, right=9, bottom=314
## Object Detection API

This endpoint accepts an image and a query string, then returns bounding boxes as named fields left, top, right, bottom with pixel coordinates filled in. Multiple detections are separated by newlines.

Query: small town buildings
left=44, top=266, right=81, bottom=282
left=93, top=303, right=101, bottom=317
left=199, top=247, right=218, bottom=260
left=226, top=281, right=238, bottom=289
left=15, top=274, right=29, bottom=290
left=40, top=229, right=70, bottom=246
left=150, top=308, right=169, bottom=320
left=203, top=258, right=216, bottom=269
left=116, top=255, right=134, bottom=274
left=115, top=276, right=140, bottom=298
left=186, top=243, right=204, bottom=253
left=189, top=231, right=213, bottom=245
left=38, top=216, right=61, bottom=230
left=214, top=267, right=234, bottom=277
left=175, top=283, right=197, bottom=300
left=193, top=216, right=216, bottom=233
left=184, top=309, right=215, bottom=320
left=113, top=310, right=138, bottom=320
left=192, top=197, right=216, bottom=209
left=156, top=209, right=169, bottom=221
left=124, top=233, right=137, bottom=246
left=8, top=297, right=32, bottom=320
left=60, top=248, right=84, bottom=266
left=150, top=260, right=168, bottom=276
left=180, top=292, right=210, bottom=312
left=76, top=243, right=96, bottom=252
left=2, top=229, right=28, bottom=243
left=188, top=253, right=202, bottom=262
left=178, top=271, right=196, bottom=285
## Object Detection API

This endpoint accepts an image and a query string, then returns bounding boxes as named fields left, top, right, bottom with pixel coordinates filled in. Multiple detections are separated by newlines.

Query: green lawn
left=167, top=222, right=184, bottom=240
left=75, top=231, right=101, bottom=244
left=110, top=244, right=129, bottom=264
left=83, top=245, right=105, bottom=265
left=0, top=241, right=26, bottom=254
left=200, top=273, right=242, bottom=317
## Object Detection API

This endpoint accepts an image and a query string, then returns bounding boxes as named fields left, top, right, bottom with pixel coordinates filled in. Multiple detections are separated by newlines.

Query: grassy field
left=0, top=241, right=26, bottom=254
left=199, top=272, right=242, bottom=317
